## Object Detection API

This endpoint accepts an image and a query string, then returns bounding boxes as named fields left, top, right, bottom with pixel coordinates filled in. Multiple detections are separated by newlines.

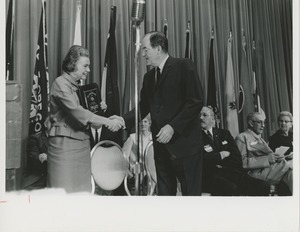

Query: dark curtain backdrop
left=7, top=0, right=293, bottom=167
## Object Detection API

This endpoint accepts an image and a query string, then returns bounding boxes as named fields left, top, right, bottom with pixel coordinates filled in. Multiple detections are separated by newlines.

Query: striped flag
left=6, top=0, right=14, bottom=81
left=185, top=20, right=191, bottom=59
left=28, top=0, right=49, bottom=135
left=239, top=34, right=254, bottom=131
left=225, top=35, right=239, bottom=138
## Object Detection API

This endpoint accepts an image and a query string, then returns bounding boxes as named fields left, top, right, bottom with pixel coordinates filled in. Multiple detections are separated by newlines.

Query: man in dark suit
left=200, top=106, right=270, bottom=196
left=115, top=31, right=204, bottom=196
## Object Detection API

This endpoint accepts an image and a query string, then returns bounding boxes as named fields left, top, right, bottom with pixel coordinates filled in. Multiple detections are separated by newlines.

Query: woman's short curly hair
left=62, top=45, right=89, bottom=73
left=278, top=111, right=293, bottom=122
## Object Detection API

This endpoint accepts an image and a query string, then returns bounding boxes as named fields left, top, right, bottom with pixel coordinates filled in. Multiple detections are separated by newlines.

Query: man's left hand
left=156, top=124, right=174, bottom=144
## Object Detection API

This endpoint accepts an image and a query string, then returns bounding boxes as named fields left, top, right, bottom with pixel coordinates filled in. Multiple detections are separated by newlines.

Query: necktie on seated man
left=206, top=130, right=213, bottom=141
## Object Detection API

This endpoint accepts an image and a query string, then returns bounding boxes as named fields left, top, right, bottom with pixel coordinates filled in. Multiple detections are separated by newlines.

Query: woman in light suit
left=48, top=45, right=122, bottom=193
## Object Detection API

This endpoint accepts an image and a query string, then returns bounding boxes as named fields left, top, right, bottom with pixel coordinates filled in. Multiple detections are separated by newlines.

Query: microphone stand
left=133, top=24, right=142, bottom=196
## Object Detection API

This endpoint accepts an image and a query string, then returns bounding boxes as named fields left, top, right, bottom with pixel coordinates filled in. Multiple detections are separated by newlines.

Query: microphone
left=131, top=0, right=146, bottom=25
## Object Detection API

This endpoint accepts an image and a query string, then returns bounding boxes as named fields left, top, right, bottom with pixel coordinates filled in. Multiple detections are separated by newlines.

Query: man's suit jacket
left=22, top=131, right=48, bottom=189
left=27, top=131, right=48, bottom=174
left=202, top=128, right=242, bottom=169
left=123, top=56, right=204, bottom=158
left=235, top=129, right=292, bottom=183
left=235, top=129, right=272, bottom=169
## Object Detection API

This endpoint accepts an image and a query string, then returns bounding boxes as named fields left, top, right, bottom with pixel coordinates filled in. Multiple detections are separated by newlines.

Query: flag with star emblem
left=28, top=0, right=49, bottom=135
left=225, top=35, right=239, bottom=138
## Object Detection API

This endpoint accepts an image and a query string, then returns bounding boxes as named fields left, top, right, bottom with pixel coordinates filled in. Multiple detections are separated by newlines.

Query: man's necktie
left=156, top=67, right=161, bottom=85
left=207, top=130, right=213, bottom=141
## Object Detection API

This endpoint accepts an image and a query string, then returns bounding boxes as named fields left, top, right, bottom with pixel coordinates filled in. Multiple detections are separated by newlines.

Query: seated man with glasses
left=235, top=112, right=293, bottom=195
left=200, top=106, right=270, bottom=196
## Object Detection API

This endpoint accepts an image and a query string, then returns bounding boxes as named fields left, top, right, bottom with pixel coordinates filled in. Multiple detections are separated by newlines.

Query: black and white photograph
left=1, top=0, right=299, bottom=231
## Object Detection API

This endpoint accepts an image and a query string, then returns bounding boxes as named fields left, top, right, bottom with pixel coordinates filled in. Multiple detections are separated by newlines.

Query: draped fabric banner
left=99, top=6, right=122, bottom=145
left=163, top=19, right=168, bottom=38
left=73, top=1, right=82, bottom=46
left=100, top=6, right=120, bottom=117
left=6, top=0, right=14, bottom=81
left=28, top=0, right=49, bottom=135
left=252, top=42, right=265, bottom=115
left=225, top=36, right=239, bottom=138
left=122, top=43, right=134, bottom=115
left=239, top=35, right=254, bottom=131
left=73, top=1, right=83, bottom=85
left=206, top=37, right=220, bottom=127
left=184, top=20, right=191, bottom=59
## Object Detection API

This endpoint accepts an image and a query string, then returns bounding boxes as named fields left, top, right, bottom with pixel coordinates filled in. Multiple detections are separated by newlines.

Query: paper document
left=275, top=146, right=290, bottom=156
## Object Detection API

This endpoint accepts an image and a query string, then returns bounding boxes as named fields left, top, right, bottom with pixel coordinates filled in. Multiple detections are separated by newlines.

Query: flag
left=73, top=1, right=82, bottom=46
left=206, top=37, right=221, bottom=127
left=239, top=34, right=254, bottom=131
left=29, top=0, right=49, bottom=135
left=163, top=19, right=168, bottom=38
left=252, top=41, right=265, bottom=115
left=99, top=6, right=121, bottom=145
left=6, top=0, right=14, bottom=81
left=100, top=6, right=120, bottom=117
left=185, top=20, right=191, bottom=59
left=122, top=43, right=135, bottom=114
left=225, top=35, right=239, bottom=138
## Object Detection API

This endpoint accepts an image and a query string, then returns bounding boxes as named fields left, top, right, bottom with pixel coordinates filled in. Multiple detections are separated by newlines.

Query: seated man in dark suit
left=22, top=121, right=49, bottom=190
left=200, top=106, right=270, bottom=196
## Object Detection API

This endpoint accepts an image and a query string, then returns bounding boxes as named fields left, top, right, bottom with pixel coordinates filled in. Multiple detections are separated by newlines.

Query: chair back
left=144, top=141, right=157, bottom=189
left=91, top=140, right=129, bottom=191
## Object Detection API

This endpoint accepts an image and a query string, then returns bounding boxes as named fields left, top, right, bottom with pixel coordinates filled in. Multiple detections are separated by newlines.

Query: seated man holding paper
left=269, top=111, right=293, bottom=160
left=235, top=112, right=293, bottom=195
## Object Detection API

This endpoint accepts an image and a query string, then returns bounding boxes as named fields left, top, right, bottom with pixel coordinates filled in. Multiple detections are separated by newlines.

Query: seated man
left=200, top=106, right=270, bottom=196
left=235, top=112, right=293, bottom=195
left=22, top=128, right=48, bottom=190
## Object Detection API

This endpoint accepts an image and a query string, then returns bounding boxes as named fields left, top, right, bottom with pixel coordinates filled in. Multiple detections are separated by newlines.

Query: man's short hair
left=206, top=105, right=215, bottom=117
left=247, top=112, right=263, bottom=126
left=148, top=31, right=168, bottom=53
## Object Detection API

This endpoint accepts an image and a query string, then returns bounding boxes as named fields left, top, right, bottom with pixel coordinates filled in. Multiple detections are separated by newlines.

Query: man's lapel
left=212, top=128, right=221, bottom=150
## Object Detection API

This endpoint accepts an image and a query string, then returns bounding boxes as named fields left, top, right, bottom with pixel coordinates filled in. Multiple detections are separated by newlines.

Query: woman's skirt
left=47, top=136, right=92, bottom=193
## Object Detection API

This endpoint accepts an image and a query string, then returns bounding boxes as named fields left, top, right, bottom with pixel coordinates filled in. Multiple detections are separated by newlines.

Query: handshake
left=105, top=115, right=125, bottom=132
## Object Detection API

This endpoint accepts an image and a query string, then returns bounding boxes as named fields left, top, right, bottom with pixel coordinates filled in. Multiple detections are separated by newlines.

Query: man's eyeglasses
left=279, top=120, right=292, bottom=124
left=251, top=120, right=267, bottom=126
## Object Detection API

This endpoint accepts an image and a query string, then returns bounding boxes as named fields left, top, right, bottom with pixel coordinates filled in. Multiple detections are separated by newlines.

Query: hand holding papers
left=275, top=146, right=292, bottom=161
